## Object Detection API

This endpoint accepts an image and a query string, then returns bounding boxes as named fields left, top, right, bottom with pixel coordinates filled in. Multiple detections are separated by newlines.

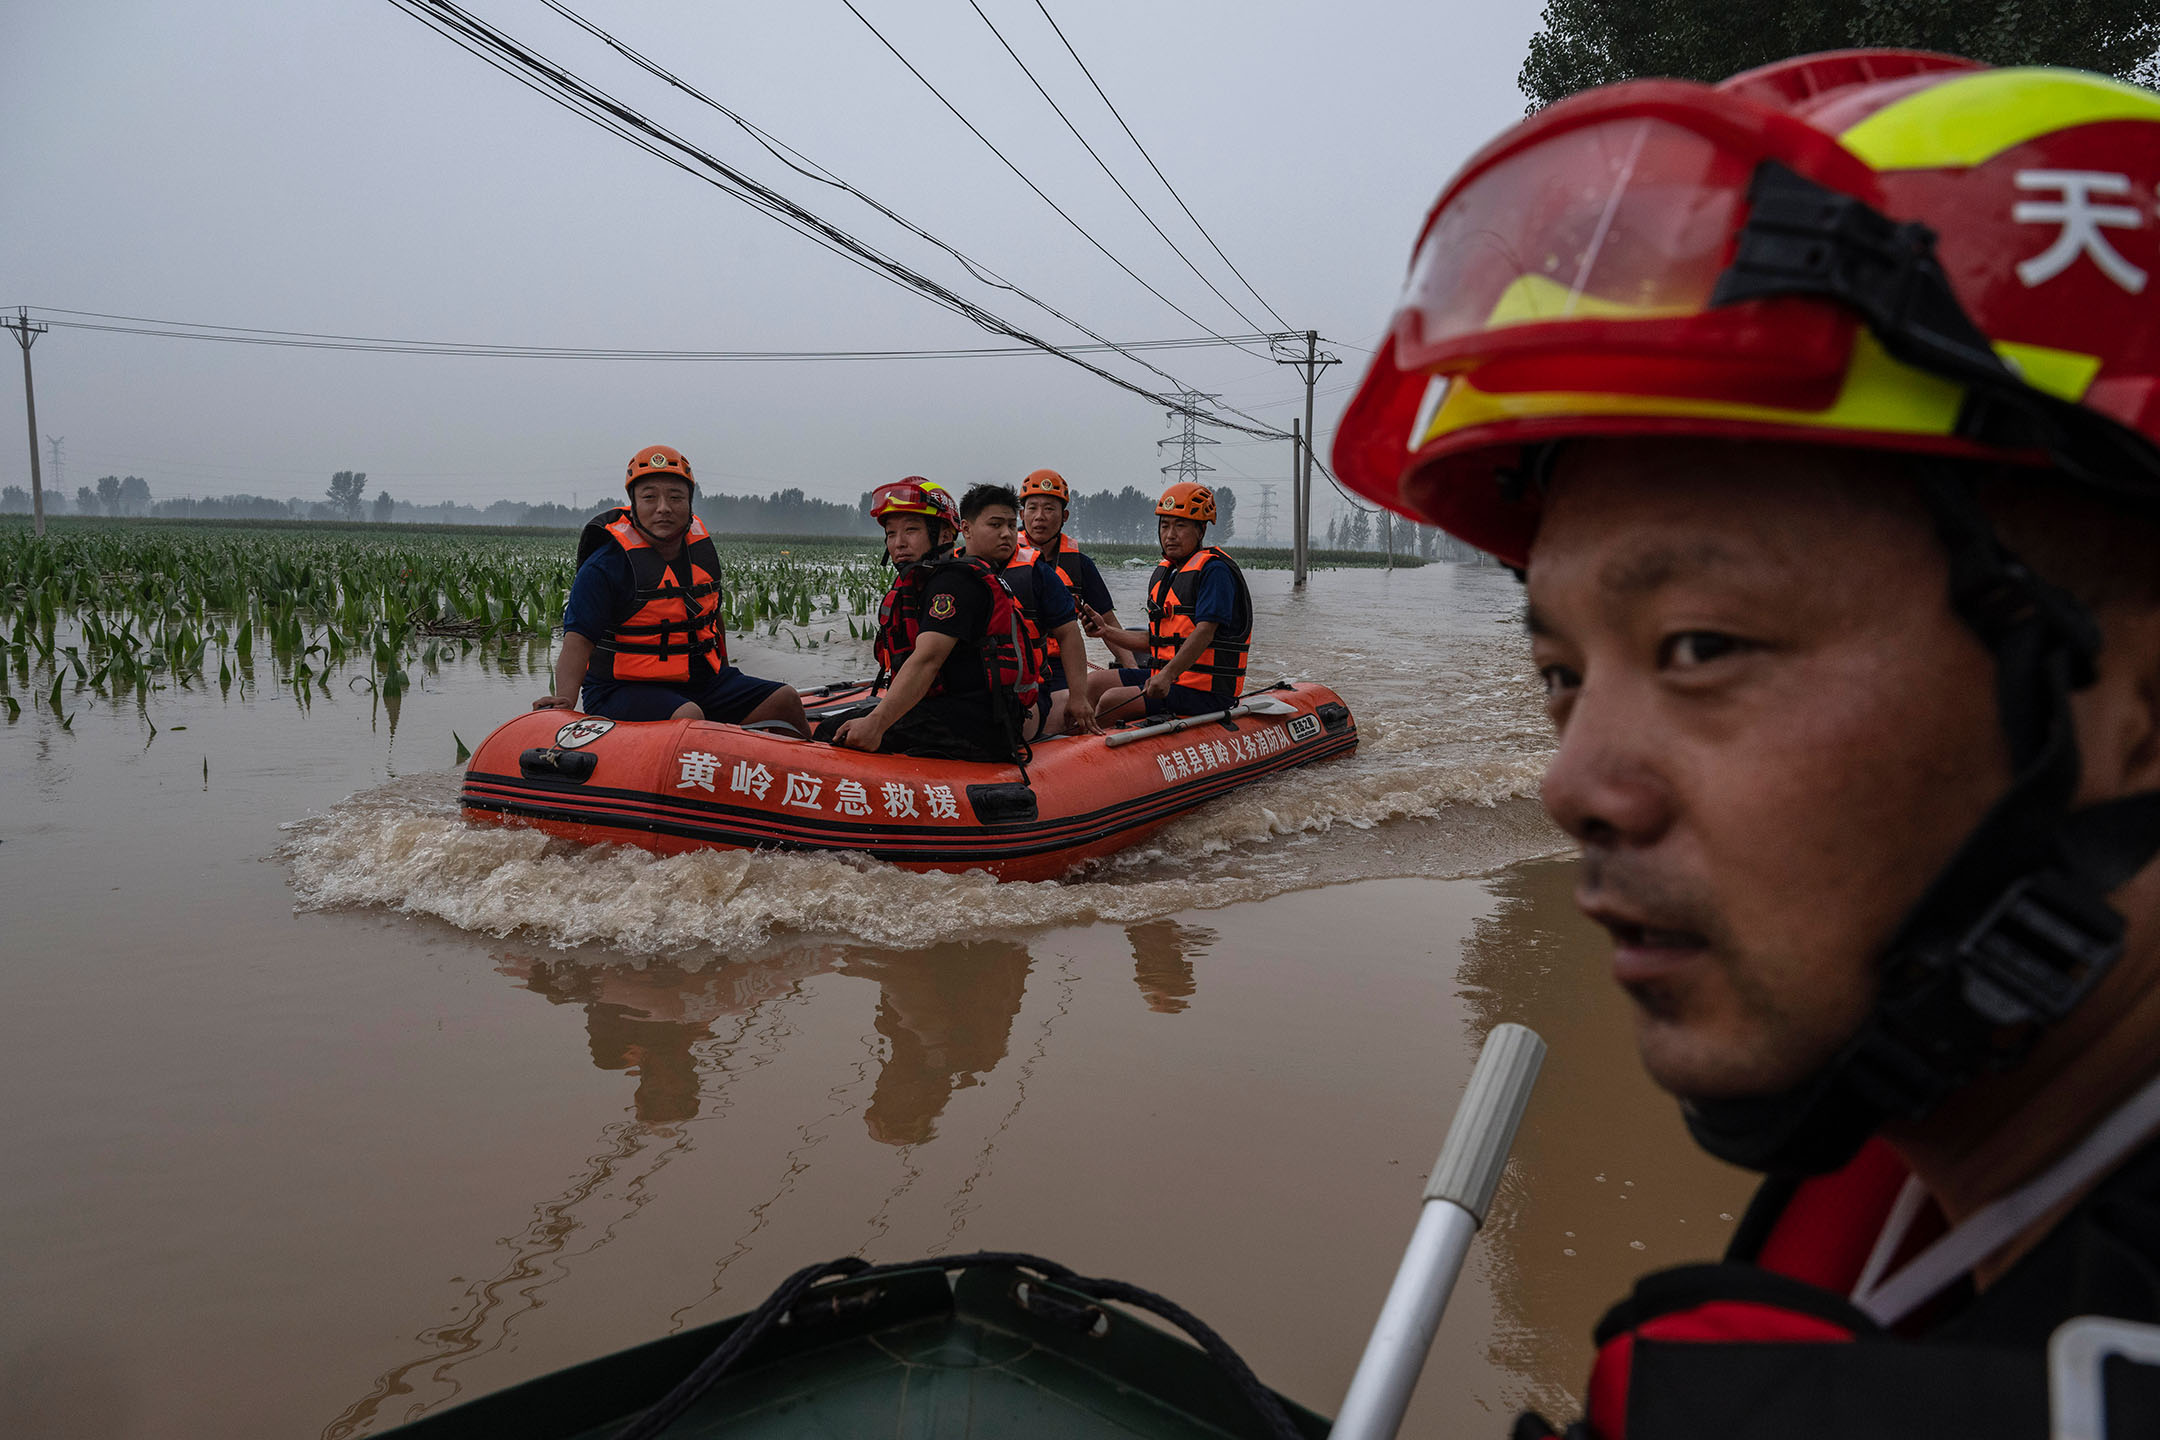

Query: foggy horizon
left=4, top=1, right=1542, bottom=514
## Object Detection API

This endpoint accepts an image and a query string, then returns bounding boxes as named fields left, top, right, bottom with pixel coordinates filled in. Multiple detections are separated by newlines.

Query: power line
left=22, top=305, right=1277, bottom=362
left=538, top=0, right=1225, bottom=382
left=961, top=0, right=1268, bottom=336
left=834, top=0, right=1271, bottom=359
left=1030, top=1, right=1290, bottom=332
left=383, top=0, right=1288, bottom=438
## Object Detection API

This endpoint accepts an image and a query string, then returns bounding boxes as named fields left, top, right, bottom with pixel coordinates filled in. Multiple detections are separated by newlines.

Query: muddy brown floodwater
left=0, top=558, right=1755, bottom=1439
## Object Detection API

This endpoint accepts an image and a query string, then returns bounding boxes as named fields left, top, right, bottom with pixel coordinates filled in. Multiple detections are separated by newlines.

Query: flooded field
left=0, top=549, right=1754, bottom=1438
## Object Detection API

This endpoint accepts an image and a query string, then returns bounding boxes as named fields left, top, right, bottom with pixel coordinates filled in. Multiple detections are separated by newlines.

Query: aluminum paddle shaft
left=1332, top=1023, right=1547, bottom=1440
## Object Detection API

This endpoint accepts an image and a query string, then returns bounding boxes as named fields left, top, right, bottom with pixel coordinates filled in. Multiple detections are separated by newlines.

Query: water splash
left=281, top=561, right=1564, bottom=959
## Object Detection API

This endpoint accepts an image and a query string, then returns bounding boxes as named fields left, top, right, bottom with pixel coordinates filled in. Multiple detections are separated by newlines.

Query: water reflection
left=1125, top=919, right=1216, bottom=1014
left=328, top=938, right=1044, bottom=1433
left=840, top=943, right=1032, bottom=1146
left=1452, top=858, right=1756, bottom=1422
left=505, top=957, right=779, bottom=1124
left=499, top=942, right=1037, bottom=1142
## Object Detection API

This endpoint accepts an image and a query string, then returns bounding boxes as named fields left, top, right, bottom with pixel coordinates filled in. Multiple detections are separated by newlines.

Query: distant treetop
left=1518, top=0, right=2160, bottom=109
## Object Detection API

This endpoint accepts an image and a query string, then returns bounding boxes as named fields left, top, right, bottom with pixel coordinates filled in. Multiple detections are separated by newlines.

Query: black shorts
left=883, top=693, right=1020, bottom=763
left=581, top=666, right=785, bottom=724
left=1116, top=666, right=1233, bottom=718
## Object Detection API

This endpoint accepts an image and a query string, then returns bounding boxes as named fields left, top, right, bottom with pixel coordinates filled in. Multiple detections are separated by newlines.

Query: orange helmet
left=1331, top=52, right=2160, bottom=565
left=1020, top=468, right=1070, bottom=503
left=624, top=444, right=694, bottom=494
left=1156, top=481, right=1216, bottom=524
left=870, top=477, right=958, bottom=532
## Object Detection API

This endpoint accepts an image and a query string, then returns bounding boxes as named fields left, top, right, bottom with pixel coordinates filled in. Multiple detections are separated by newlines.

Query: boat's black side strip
left=608, top=1251, right=1307, bottom=1440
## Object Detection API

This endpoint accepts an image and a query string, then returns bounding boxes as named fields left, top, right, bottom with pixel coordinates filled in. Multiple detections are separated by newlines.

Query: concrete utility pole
left=1290, top=420, right=1304, bottom=580
left=5, top=309, right=49, bottom=538
left=1272, top=329, right=1340, bottom=588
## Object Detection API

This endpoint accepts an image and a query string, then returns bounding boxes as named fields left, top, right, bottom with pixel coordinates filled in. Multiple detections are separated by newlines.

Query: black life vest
left=1004, top=545, right=1058, bottom=682
left=1522, top=1137, right=2160, bottom=1439
left=1145, top=546, right=1251, bottom=701
left=576, top=508, right=727, bottom=684
left=1026, top=535, right=1087, bottom=667
left=873, top=556, right=1041, bottom=709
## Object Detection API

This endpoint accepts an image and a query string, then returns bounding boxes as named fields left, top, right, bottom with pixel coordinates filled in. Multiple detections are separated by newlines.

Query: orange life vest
left=577, top=509, right=727, bottom=684
left=1145, top=547, right=1251, bottom=701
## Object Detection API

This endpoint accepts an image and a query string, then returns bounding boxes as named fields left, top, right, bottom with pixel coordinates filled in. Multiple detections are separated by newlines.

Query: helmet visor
left=1401, top=117, right=1743, bottom=357
left=1388, top=85, right=1877, bottom=405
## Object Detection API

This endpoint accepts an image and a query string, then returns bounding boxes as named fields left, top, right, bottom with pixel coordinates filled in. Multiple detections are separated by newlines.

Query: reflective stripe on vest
left=1145, top=547, right=1250, bottom=700
left=588, top=513, right=728, bottom=684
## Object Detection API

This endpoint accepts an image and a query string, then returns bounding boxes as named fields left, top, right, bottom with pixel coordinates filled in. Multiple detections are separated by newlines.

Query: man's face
left=631, top=478, right=692, bottom=539
left=882, top=515, right=935, bottom=566
left=1526, top=440, right=2008, bottom=1101
left=1021, top=495, right=1066, bottom=548
left=964, top=505, right=1020, bottom=565
left=1158, top=516, right=1204, bottom=562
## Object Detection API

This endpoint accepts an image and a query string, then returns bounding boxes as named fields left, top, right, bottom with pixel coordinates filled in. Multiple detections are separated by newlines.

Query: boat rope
left=609, top=1250, right=1308, bottom=1440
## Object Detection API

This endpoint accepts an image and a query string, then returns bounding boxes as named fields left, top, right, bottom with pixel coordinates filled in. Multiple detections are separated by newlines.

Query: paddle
left=1101, top=694, right=1300, bottom=748
left=1331, top=1023, right=1548, bottom=1440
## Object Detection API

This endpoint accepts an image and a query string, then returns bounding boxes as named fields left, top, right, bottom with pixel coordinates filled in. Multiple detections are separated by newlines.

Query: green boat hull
left=380, top=1264, right=1330, bottom=1439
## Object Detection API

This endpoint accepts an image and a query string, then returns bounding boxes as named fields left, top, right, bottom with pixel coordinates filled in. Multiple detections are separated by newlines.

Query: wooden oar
left=1331, top=1023, right=1548, bottom=1440
left=1101, top=694, right=1299, bottom=748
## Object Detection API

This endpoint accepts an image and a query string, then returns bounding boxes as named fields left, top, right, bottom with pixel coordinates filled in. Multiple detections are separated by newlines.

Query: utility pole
left=5, top=309, right=49, bottom=538
left=1272, top=329, right=1340, bottom=588
left=1290, top=420, right=1304, bottom=579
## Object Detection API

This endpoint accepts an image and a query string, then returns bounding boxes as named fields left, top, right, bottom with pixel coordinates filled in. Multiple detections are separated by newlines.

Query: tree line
left=1520, top=0, right=2157, bottom=108
left=1, top=471, right=874, bottom=533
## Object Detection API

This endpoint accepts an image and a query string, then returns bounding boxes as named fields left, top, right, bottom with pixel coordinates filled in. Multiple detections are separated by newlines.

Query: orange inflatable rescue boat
left=460, top=681, right=1355, bottom=881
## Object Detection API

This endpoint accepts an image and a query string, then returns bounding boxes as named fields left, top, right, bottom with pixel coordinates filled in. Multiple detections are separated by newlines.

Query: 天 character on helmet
left=1335, top=50, right=2160, bottom=1438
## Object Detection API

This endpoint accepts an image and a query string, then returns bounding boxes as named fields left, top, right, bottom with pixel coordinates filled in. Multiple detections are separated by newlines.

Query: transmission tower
left=45, top=434, right=63, bottom=496
left=1255, top=483, right=1277, bottom=544
left=1157, top=389, right=1220, bottom=485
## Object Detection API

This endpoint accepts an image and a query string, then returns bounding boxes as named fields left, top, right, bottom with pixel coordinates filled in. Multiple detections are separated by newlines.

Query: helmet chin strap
left=1684, top=476, right=2160, bottom=1175
left=630, top=508, right=685, bottom=549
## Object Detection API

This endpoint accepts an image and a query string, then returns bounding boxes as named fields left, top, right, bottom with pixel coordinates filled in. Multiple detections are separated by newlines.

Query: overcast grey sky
left=3, top=1, right=1543, bottom=514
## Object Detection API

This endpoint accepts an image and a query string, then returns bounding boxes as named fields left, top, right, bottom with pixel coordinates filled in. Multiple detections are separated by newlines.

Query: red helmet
left=624, top=444, right=694, bottom=494
left=1156, top=480, right=1217, bottom=524
left=1332, top=52, right=2160, bottom=565
left=1020, top=468, right=1070, bottom=503
left=870, top=477, right=958, bottom=532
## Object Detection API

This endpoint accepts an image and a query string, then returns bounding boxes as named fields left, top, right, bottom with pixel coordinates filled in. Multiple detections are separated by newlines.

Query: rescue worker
left=841, top=482, right=1092, bottom=759
left=535, top=445, right=806, bottom=733
left=1016, top=467, right=1138, bottom=675
left=1330, top=51, right=2160, bottom=1436
left=1087, top=481, right=1252, bottom=724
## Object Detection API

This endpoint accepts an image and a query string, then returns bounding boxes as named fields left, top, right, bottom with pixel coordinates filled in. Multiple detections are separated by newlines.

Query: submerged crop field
left=0, top=515, right=1427, bottom=732
left=0, top=517, right=889, bottom=732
